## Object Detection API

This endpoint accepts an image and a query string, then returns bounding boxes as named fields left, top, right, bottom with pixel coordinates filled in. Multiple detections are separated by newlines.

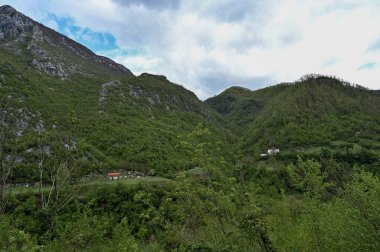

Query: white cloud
left=1, top=0, right=380, bottom=98
left=116, top=55, right=163, bottom=75
left=43, top=19, right=59, bottom=30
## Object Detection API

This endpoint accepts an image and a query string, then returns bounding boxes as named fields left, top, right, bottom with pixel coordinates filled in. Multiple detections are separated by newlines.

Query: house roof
left=107, top=172, right=121, bottom=176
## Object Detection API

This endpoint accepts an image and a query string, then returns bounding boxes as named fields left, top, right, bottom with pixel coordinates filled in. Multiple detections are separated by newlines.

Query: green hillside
left=0, top=6, right=225, bottom=180
left=206, top=75, right=380, bottom=154
left=0, top=51, right=225, bottom=179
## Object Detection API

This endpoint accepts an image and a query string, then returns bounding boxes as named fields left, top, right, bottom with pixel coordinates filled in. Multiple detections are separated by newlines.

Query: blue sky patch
left=367, top=39, right=380, bottom=52
left=42, top=14, right=119, bottom=53
left=358, top=62, right=377, bottom=71
left=98, top=48, right=146, bottom=58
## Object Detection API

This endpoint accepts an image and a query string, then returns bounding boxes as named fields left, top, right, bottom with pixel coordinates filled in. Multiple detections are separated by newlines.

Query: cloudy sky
left=1, top=0, right=380, bottom=99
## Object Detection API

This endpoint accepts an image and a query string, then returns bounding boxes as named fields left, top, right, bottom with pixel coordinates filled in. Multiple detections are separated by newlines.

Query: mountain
left=205, top=75, right=380, bottom=154
left=0, top=5, right=133, bottom=78
left=2, top=5, right=380, bottom=182
left=0, top=5, right=224, bottom=180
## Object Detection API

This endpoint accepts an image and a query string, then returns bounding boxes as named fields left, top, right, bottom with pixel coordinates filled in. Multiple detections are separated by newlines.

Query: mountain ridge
left=2, top=5, right=378, bottom=100
left=0, top=5, right=133, bottom=78
left=205, top=75, right=380, bottom=154
left=1, top=5, right=380, bottom=180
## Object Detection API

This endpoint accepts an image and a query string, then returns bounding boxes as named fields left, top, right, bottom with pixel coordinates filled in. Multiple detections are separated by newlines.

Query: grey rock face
left=130, top=85, right=143, bottom=98
left=0, top=5, right=15, bottom=12
left=32, top=58, right=67, bottom=79
left=0, top=5, right=34, bottom=39
left=32, top=26, right=44, bottom=42
left=99, top=80, right=123, bottom=105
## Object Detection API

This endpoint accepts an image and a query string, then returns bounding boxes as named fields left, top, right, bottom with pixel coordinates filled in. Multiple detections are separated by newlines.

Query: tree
left=36, top=110, right=79, bottom=212
left=286, top=157, right=335, bottom=252
left=343, top=170, right=380, bottom=242
left=0, top=216, right=39, bottom=251
left=286, top=157, right=333, bottom=199
left=110, top=217, right=139, bottom=251
left=0, top=97, right=18, bottom=214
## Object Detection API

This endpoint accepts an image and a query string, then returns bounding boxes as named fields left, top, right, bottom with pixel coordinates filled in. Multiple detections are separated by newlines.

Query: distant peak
left=0, top=5, right=17, bottom=13
left=221, top=86, right=252, bottom=95
left=139, top=73, right=167, bottom=80
left=0, top=4, right=34, bottom=40
left=228, top=86, right=251, bottom=91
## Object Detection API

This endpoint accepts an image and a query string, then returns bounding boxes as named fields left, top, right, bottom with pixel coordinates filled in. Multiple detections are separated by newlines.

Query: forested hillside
left=206, top=75, right=380, bottom=153
left=0, top=5, right=226, bottom=181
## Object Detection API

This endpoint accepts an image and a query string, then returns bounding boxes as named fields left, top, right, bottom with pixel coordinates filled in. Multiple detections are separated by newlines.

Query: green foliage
left=343, top=171, right=380, bottom=238
left=286, top=157, right=333, bottom=199
left=52, top=208, right=110, bottom=249
left=109, top=217, right=139, bottom=252
left=0, top=215, right=39, bottom=251
left=267, top=170, right=380, bottom=251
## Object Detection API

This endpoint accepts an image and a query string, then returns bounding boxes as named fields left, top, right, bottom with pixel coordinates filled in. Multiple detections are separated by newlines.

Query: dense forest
left=1, top=123, right=380, bottom=251
left=0, top=5, right=380, bottom=251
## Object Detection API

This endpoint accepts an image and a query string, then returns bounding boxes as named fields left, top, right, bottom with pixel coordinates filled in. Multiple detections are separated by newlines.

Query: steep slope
left=205, top=75, right=380, bottom=153
left=0, top=5, right=133, bottom=78
left=0, top=5, right=224, bottom=180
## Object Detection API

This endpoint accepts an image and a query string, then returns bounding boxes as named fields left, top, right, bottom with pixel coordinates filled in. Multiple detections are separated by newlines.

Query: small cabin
left=260, top=147, right=280, bottom=157
left=107, top=172, right=121, bottom=181
left=267, top=148, right=280, bottom=155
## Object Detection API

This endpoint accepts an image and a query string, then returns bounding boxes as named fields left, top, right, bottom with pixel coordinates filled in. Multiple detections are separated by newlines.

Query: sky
left=1, top=0, right=380, bottom=99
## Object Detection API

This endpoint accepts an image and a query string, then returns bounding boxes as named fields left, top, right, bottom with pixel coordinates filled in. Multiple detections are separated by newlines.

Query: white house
left=267, top=148, right=280, bottom=155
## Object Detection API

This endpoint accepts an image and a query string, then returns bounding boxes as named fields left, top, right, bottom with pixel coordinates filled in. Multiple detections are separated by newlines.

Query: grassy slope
left=11, top=176, right=169, bottom=195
